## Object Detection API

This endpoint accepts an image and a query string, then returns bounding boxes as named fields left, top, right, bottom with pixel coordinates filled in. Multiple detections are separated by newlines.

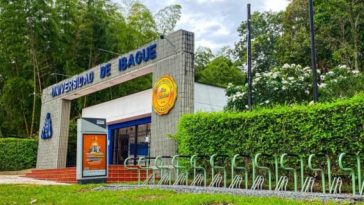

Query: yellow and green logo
left=152, top=75, right=177, bottom=115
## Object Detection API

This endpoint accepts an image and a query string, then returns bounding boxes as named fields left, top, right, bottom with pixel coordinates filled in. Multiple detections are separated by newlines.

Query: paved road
left=0, top=175, right=68, bottom=185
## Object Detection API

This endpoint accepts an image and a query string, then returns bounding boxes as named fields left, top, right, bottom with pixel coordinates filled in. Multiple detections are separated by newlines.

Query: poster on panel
left=82, top=134, right=107, bottom=177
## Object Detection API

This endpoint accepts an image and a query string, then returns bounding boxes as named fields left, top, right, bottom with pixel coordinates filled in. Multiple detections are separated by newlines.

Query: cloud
left=114, top=0, right=289, bottom=53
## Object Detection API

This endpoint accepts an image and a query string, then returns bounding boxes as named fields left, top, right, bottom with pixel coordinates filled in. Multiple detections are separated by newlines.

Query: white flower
left=282, top=64, right=290, bottom=69
left=319, top=83, right=327, bottom=88
left=282, top=80, right=288, bottom=84
left=338, top=65, right=350, bottom=70
left=265, top=100, right=270, bottom=104
left=352, top=70, right=360, bottom=74
left=305, top=90, right=310, bottom=95
left=288, top=77, right=294, bottom=81
left=272, top=73, right=278, bottom=79
left=282, top=86, right=287, bottom=90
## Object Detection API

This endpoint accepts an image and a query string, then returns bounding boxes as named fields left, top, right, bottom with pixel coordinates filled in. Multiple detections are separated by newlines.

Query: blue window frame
left=107, top=116, right=151, bottom=164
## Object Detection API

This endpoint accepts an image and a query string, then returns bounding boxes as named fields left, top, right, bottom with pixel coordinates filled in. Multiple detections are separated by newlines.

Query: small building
left=81, top=83, right=227, bottom=165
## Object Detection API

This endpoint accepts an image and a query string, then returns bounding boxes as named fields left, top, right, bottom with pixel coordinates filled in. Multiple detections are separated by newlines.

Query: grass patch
left=0, top=184, right=360, bottom=205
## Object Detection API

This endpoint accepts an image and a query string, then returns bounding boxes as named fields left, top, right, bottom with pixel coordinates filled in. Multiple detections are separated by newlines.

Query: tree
left=235, top=11, right=284, bottom=73
left=199, top=56, right=246, bottom=88
left=226, top=63, right=363, bottom=111
left=0, top=0, right=170, bottom=138
left=315, top=0, right=364, bottom=71
left=126, top=2, right=158, bottom=47
left=154, top=4, right=182, bottom=35
left=276, top=0, right=312, bottom=68
left=194, top=47, right=214, bottom=81
left=277, top=0, right=364, bottom=71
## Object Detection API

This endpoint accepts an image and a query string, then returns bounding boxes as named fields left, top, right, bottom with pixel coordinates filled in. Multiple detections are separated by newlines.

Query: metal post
left=309, top=0, right=319, bottom=102
left=247, top=3, right=253, bottom=109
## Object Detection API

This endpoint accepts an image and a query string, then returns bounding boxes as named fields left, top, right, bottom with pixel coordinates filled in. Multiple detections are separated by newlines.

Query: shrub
left=0, top=138, right=38, bottom=171
left=226, top=64, right=363, bottom=111
left=176, top=94, right=364, bottom=158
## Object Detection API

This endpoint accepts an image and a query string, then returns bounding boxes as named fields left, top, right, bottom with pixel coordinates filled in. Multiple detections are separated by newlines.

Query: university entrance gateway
left=36, top=30, right=194, bottom=169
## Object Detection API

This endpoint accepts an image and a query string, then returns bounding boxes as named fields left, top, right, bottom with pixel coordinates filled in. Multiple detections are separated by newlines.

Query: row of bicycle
left=123, top=152, right=364, bottom=195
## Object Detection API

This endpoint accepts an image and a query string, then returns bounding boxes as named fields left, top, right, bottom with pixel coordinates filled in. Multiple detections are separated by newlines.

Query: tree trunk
left=353, top=14, right=360, bottom=71
left=348, top=1, right=359, bottom=71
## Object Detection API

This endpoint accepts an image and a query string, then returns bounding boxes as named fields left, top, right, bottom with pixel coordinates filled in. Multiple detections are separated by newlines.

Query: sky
left=115, top=0, right=290, bottom=53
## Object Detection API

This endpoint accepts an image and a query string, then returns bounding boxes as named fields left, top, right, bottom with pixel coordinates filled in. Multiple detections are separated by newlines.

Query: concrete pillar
left=150, top=30, right=195, bottom=157
left=36, top=97, right=71, bottom=168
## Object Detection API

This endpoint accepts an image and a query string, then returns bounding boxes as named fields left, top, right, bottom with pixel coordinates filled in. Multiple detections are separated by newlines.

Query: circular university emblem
left=152, top=75, right=177, bottom=115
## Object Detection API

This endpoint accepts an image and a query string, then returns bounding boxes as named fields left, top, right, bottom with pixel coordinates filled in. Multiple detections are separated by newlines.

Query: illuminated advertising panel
left=82, top=134, right=107, bottom=177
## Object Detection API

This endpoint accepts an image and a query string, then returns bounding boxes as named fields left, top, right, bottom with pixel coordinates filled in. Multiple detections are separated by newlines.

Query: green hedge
left=0, top=138, right=38, bottom=171
left=176, top=94, right=364, bottom=157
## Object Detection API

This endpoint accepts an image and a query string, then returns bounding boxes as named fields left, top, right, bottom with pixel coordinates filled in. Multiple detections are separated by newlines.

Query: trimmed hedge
left=176, top=94, right=364, bottom=157
left=0, top=138, right=38, bottom=171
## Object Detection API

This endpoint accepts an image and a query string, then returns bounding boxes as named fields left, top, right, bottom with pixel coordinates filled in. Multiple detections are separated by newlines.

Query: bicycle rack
left=210, top=154, right=229, bottom=187
left=155, top=156, right=174, bottom=185
left=229, top=175, right=243, bottom=189
left=339, top=153, right=357, bottom=195
left=307, top=154, right=331, bottom=193
left=230, top=154, right=250, bottom=189
left=137, top=156, right=158, bottom=185
left=251, top=175, right=264, bottom=190
left=121, top=152, right=364, bottom=196
left=330, top=177, right=343, bottom=194
left=191, top=174, right=204, bottom=186
left=172, top=155, right=191, bottom=186
left=275, top=176, right=288, bottom=191
left=280, top=153, right=304, bottom=192
left=302, top=177, right=315, bottom=192
left=190, top=155, right=209, bottom=186
left=355, top=153, right=364, bottom=195
left=124, top=157, right=142, bottom=185
left=253, top=153, right=279, bottom=190
left=209, top=173, right=223, bottom=187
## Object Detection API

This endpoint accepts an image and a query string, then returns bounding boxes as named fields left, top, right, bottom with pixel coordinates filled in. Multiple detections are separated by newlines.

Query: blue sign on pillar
left=41, top=113, right=53, bottom=139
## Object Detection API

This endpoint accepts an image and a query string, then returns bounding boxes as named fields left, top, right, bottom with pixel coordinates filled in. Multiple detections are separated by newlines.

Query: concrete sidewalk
left=0, top=175, right=69, bottom=185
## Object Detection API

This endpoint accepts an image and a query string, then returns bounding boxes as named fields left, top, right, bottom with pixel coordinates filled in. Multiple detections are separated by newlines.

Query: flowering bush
left=226, top=64, right=362, bottom=111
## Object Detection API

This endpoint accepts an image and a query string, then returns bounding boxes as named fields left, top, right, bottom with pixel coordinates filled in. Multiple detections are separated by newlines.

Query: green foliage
left=0, top=138, right=37, bottom=171
left=198, top=56, right=246, bottom=88
left=176, top=94, right=364, bottom=158
left=155, top=4, right=182, bottom=35
left=235, top=11, right=284, bottom=73
left=194, top=47, right=214, bottom=82
left=0, top=1, right=181, bottom=138
left=226, top=63, right=363, bottom=111
left=235, top=0, right=364, bottom=72
left=0, top=78, right=34, bottom=137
